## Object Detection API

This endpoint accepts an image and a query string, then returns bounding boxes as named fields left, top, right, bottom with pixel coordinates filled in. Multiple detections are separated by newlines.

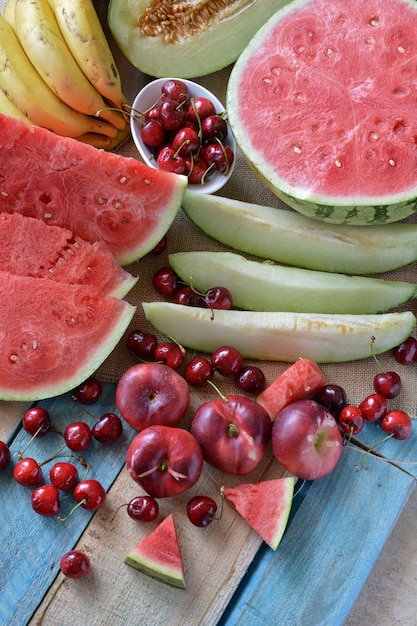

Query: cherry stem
left=207, top=379, right=228, bottom=401
left=72, top=400, right=99, bottom=422
left=359, top=432, right=394, bottom=469
left=57, top=497, right=87, bottom=522
left=35, top=578, right=65, bottom=625
left=17, top=424, right=49, bottom=459
left=38, top=444, right=67, bottom=466
left=370, top=335, right=384, bottom=373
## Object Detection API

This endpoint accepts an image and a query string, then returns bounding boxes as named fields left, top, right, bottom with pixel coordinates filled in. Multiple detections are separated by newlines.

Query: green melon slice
left=169, top=251, right=417, bottom=315
left=0, top=212, right=137, bottom=298
left=0, top=270, right=136, bottom=401
left=124, top=514, right=186, bottom=589
left=108, top=0, right=287, bottom=79
left=181, top=193, right=417, bottom=275
left=222, top=477, right=295, bottom=550
left=0, top=114, right=186, bottom=265
left=227, top=0, right=417, bottom=224
left=143, top=302, right=416, bottom=363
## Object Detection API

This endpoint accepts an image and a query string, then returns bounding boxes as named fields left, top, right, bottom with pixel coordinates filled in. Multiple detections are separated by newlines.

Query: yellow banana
left=0, top=87, right=32, bottom=123
left=52, top=0, right=126, bottom=109
left=76, top=124, right=130, bottom=151
left=13, top=0, right=127, bottom=130
left=2, top=0, right=17, bottom=30
left=0, top=15, right=118, bottom=139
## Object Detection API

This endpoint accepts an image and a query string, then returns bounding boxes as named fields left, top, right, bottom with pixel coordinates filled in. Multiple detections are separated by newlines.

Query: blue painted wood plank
left=218, top=445, right=415, bottom=626
left=0, top=383, right=136, bottom=626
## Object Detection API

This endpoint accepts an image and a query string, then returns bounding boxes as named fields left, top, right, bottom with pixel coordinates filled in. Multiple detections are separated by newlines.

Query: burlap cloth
left=67, top=4, right=417, bottom=418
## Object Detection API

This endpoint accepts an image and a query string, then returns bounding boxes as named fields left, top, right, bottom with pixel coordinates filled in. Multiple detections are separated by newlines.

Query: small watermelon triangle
left=124, top=514, right=186, bottom=589
left=223, top=477, right=295, bottom=550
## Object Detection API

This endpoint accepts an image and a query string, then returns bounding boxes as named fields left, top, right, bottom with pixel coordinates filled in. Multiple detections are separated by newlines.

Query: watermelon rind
left=143, top=302, right=416, bottom=364
left=223, top=476, right=295, bottom=550
left=0, top=272, right=136, bottom=401
left=227, top=0, right=417, bottom=224
left=169, top=251, right=417, bottom=315
left=124, top=514, right=185, bottom=589
left=181, top=193, right=417, bottom=275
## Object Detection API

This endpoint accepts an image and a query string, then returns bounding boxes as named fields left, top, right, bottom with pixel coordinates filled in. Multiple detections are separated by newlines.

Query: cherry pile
left=137, top=79, right=234, bottom=184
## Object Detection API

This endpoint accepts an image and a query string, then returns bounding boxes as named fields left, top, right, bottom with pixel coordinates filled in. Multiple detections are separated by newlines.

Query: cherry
left=154, top=341, right=184, bottom=369
left=161, top=79, right=188, bottom=103
left=60, top=550, right=91, bottom=579
left=0, top=441, right=11, bottom=471
left=140, top=119, right=165, bottom=148
left=187, top=495, right=217, bottom=527
left=50, top=461, right=79, bottom=491
left=235, top=366, right=266, bottom=395
left=172, top=127, right=200, bottom=156
left=159, top=99, right=186, bottom=131
left=22, top=407, right=51, bottom=437
left=187, top=156, right=208, bottom=184
left=201, top=115, right=228, bottom=142
left=380, top=409, right=412, bottom=440
left=73, top=377, right=102, bottom=404
left=157, top=145, right=186, bottom=174
left=73, top=479, right=106, bottom=511
left=203, top=286, right=233, bottom=310
left=373, top=370, right=401, bottom=399
left=64, top=421, right=92, bottom=452
left=187, top=97, right=216, bottom=122
left=92, top=413, right=123, bottom=444
left=313, top=384, right=347, bottom=417
left=211, top=346, right=243, bottom=377
left=127, top=495, right=159, bottom=521
left=127, top=330, right=158, bottom=360
left=149, top=234, right=168, bottom=256
left=152, top=266, right=179, bottom=297
left=184, top=357, right=214, bottom=387
left=203, top=143, right=234, bottom=174
left=31, top=484, right=60, bottom=517
left=339, top=405, right=364, bottom=437
left=174, top=286, right=202, bottom=307
left=13, top=457, right=42, bottom=486
left=358, top=393, right=387, bottom=422
left=146, top=104, right=162, bottom=120
left=394, top=336, right=417, bottom=365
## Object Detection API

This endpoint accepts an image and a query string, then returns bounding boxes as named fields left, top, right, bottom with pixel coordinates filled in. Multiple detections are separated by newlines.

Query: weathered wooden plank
left=218, top=445, right=415, bottom=626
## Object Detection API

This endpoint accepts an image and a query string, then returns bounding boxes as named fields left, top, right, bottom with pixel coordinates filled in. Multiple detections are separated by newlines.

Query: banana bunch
left=0, top=0, right=129, bottom=149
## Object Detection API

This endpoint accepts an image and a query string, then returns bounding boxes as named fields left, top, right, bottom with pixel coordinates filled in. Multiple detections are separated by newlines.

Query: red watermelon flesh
left=0, top=212, right=137, bottom=298
left=223, top=476, right=295, bottom=550
left=124, top=514, right=185, bottom=589
left=0, top=114, right=187, bottom=265
left=0, top=270, right=136, bottom=401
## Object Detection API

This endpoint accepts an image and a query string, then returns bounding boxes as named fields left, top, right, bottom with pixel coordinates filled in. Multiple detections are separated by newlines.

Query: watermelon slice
left=227, top=0, right=417, bottom=224
left=0, top=114, right=187, bottom=264
left=0, top=270, right=136, bottom=401
left=222, top=477, right=295, bottom=550
left=0, top=212, right=137, bottom=298
left=124, top=514, right=186, bottom=589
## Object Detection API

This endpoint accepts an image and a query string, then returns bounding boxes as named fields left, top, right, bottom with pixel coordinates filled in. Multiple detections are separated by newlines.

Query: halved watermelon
left=222, top=477, right=295, bottom=550
left=0, top=212, right=137, bottom=298
left=0, top=270, right=136, bottom=401
left=0, top=114, right=187, bottom=264
left=227, top=0, right=417, bottom=224
left=124, top=514, right=186, bottom=589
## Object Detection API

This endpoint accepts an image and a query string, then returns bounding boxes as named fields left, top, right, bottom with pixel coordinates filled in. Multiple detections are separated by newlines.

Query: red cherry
left=127, top=495, right=159, bottom=521
left=187, top=495, right=217, bottom=527
left=202, top=143, right=234, bottom=173
left=159, top=99, right=186, bottom=131
left=60, top=550, right=90, bottom=579
left=373, top=371, right=401, bottom=399
left=0, top=441, right=11, bottom=471
left=149, top=235, right=168, bottom=255
left=394, top=336, right=417, bottom=365
left=13, top=457, right=42, bottom=486
left=187, top=156, right=209, bottom=184
left=201, top=115, right=228, bottom=142
left=338, top=405, right=364, bottom=436
left=64, top=422, right=92, bottom=452
left=172, top=126, right=200, bottom=156
left=92, top=413, right=123, bottom=444
left=211, top=346, right=243, bottom=377
left=235, top=366, right=266, bottom=395
left=184, top=357, right=214, bottom=387
left=140, top=119, right=165, bottom=148
left=22, top=407, right=50, bottom=437
left=313, top=384, right=347, bottom=418
left=358, top=393, right=387, bottom=422
left=380, top=409, right=412, bottom=440
left=74, top=479, right=106, bottom=511
left=50, top=461, right=79, bottom=491
left=73, top=377, right=102, bottom=404
left=157, top=145, right=186, bottom=174
left=152, top=266, right=179, bottom=297
left=127, top=330, right=158, bottom=360
left=154, top=341, right=184, bottom=369
left=32, top=484, right=60, bottom=517
left=161, top=79, right=188, bottom=103
left=187, top=96, right=216, bottom=122
left=174, top=286, right=202, bottom=307
left=204, top=286, right=233, bottom=310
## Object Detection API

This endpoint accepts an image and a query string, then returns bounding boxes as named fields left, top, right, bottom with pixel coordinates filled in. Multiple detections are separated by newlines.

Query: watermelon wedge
left=0, top=270, right=136, bottom=401
left=222, top=477, right=295, bottom=550
left=124, top=514, right=186, bottom=589
left=0, top=212, right=137, bottom=298
left=227, top=0, right=417, bottom=224
left=0, top=114, right=187, bottom=264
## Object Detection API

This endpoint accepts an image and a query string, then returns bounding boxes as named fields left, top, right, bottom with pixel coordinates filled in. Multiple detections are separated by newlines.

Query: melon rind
left=169, top=251, right=417, bottom=315
left=108, top=0, right=288, bottom=79
left=143, top=302, right=416, bottom=363
left=226, top=0, right=417, bottom=225
left=223, top=477, right=295, bottom=550
left=181, top=193, right=417, bottom=275
left=124, top=514, right=185, bottom=589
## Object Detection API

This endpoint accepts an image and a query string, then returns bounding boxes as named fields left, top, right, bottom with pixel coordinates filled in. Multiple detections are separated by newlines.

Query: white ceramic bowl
left=130, top=78, right=236, bottom=194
